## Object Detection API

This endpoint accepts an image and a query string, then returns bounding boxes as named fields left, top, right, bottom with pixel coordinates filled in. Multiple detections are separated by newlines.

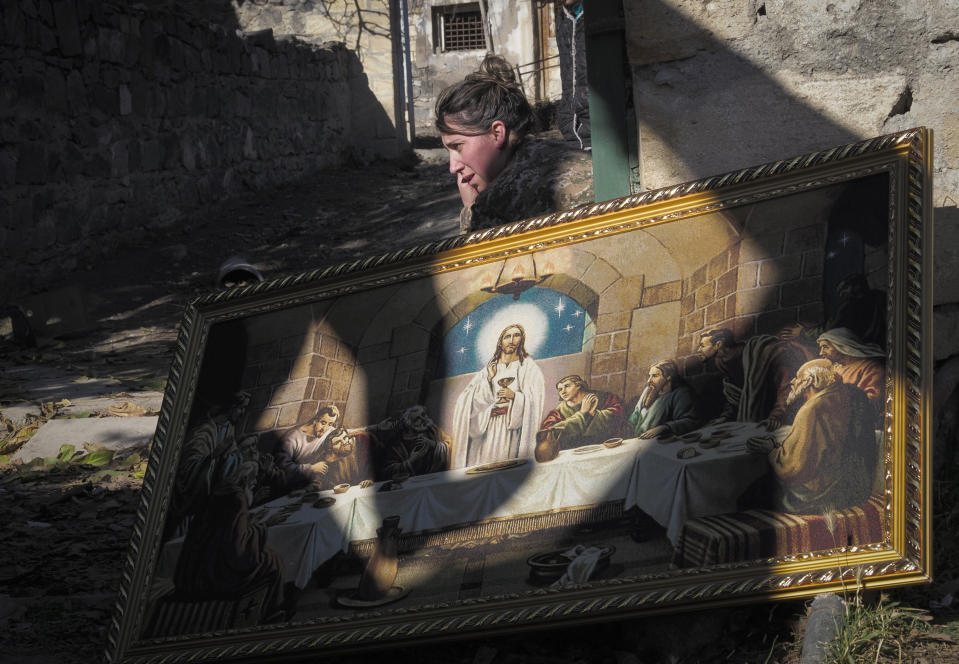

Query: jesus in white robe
left=451, top=324, right=546, bottom=469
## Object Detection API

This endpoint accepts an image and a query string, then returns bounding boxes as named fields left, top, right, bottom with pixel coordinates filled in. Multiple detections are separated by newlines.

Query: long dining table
left=157, top=420, right=775, bottom=589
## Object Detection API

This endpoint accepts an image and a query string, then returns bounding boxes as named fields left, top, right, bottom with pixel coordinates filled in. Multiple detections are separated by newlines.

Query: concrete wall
left=0, top=0, right=387, bottom=300
left=623, top=0, right=959, bottom=319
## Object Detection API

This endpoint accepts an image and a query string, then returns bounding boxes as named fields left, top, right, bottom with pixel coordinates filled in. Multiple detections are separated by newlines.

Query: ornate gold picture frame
left=107, top=128, right=933, bottom=663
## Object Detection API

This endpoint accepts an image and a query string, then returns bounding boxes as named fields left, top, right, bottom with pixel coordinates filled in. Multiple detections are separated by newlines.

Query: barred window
left=433, top=3, right=486, bottom=52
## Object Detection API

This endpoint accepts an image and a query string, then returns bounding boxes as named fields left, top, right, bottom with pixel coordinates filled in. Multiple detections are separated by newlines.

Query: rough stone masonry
left=1, top=0, right=377, bottom=300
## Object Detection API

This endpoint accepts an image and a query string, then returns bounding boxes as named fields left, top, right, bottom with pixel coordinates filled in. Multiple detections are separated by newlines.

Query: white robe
left=451, top=357, right=546, bottom=469
left=278, top=427, right=334, bottom=474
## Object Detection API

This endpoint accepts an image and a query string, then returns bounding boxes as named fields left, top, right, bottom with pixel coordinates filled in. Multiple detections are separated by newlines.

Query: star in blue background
left=441, top=287, right=590, bottom=378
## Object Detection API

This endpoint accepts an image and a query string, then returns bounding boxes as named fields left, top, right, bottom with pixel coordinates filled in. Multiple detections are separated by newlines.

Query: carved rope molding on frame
left=184, top=129, right=928, bottom=311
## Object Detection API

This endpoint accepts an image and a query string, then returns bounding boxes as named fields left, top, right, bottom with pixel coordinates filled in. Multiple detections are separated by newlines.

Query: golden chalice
left=491, top=376, right=514, bottom=416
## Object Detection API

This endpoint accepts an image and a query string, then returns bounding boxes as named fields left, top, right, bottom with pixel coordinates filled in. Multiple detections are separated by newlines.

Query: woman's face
left=441, top=119, right=510, bottom=202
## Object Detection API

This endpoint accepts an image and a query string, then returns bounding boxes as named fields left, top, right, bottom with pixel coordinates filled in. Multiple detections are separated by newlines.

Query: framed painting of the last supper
left=107, top=128, right=932, bottom=664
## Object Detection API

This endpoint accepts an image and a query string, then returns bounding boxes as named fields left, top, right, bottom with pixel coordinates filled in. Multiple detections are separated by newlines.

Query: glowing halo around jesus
left=474, top=304, right=548, bottom=366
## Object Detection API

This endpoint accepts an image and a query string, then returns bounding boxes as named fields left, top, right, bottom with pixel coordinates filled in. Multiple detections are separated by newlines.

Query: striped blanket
left=672, top=494, right=887, bottom=568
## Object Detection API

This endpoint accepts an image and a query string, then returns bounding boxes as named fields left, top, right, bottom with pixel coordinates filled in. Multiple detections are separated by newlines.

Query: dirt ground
left=2, top=150, right=959, bottom=663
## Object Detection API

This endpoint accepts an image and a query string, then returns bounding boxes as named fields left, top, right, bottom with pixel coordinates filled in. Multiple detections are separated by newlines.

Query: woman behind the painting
left=173, top=454, right=286, bottom=623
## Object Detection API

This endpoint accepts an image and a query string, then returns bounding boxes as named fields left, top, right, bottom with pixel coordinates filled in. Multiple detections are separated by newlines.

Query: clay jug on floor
left=534, top=428, right=560, bottom=462
left=357, top=515, right=401, bottom=600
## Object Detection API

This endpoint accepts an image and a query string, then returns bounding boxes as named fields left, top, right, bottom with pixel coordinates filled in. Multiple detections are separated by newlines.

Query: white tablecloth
left=349, top=441, right=639, bottom=539
left=624, top=422, right=773, bottom=545
left=158, top=422, right=775, bottom=588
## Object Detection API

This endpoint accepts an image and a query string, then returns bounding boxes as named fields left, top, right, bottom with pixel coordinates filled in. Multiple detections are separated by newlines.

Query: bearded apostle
left=817, top=327, right=886, bottom=420
left=365, top=405, right=452, bottom=480
left=746, top=359, right=876, bottom=514
left=627, top=360, right=700, bottom=439
left=697, top=328, right=812, bottom=430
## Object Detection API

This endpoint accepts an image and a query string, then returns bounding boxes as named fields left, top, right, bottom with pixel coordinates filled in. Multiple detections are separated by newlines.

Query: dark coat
left=627, top=383, right=700, bottom=437
left=460, top=138, right=593, bottom=233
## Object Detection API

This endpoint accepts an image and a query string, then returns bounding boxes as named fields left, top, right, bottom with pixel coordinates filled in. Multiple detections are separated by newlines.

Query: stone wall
left=678, top=244, right=743, bottom=359
left=229, top=0, right=558, bottom=140
left=228, top=0, right=404, bottom=157
left=0, top=0, right=376, bottom=300
left=676, top=229, right=823, bottom=370
left=242, top=302, right=358, bottom=436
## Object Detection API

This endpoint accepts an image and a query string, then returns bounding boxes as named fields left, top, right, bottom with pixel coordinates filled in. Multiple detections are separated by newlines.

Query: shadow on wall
left=150, top=0, right=402, bottom=161
left=227, top=0, right=404, bottom=159
left=2, top=0, right=400, bottom=301
left=139, top=0, right=242, bottom=29
left=625, top=0, right=866, bottom=187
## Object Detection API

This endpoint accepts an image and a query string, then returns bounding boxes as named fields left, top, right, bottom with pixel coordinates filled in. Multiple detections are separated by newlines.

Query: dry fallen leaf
left=107, top=402, right=148, bottom=417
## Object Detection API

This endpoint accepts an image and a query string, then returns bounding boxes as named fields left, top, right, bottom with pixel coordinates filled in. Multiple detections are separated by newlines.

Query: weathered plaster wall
left=0, top=0, right=384, bottom=300
left=625, top=0, right=958, bottom=472
left=408, top=0, right=540, bottom=134
left=624, top=0, right=959, bottom=378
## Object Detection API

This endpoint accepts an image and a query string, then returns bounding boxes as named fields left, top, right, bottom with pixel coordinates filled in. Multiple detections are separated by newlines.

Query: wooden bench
left=672, top=494, right=887, bottom=568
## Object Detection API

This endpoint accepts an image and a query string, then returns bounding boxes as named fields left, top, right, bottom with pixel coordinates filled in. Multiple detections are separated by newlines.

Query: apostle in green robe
left=539, top=375, right=626, bottom=450
left=628, top=360, right=701, bottom=439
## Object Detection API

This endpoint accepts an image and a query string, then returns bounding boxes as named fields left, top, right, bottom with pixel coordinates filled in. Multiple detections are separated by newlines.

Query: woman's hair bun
left=434, top=53, right=533, bottom=139
left=473, top=54, right=517, bottom=86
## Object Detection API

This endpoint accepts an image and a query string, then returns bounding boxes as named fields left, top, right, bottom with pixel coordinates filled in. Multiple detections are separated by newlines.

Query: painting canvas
left=107, top=128, right=932, bottom=663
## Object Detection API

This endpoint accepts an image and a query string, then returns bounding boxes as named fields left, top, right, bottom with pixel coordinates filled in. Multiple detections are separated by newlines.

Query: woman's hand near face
left=443, top=121, right=509, bottom=207
left=458, top=176, right=480, bottom=207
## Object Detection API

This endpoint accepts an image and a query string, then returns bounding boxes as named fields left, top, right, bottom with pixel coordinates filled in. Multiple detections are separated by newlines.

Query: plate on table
left=709, top=431, right=734, bottom=440
left=466, top=458, right=529, bottom=474
left=264, top=512, right=291, bottom=527
left=572, top=444, right=605, bottom=455
left=699, top=438, right=720, bottom=449
left=602, top=437, right=624, bottom=449
left=656, top=434, right=678, bottom=443
left=676, top=446, right=700, bottom=459
left=312, top=496, right=336, bottom=508
left=680, top=431, right=702, bottom=443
